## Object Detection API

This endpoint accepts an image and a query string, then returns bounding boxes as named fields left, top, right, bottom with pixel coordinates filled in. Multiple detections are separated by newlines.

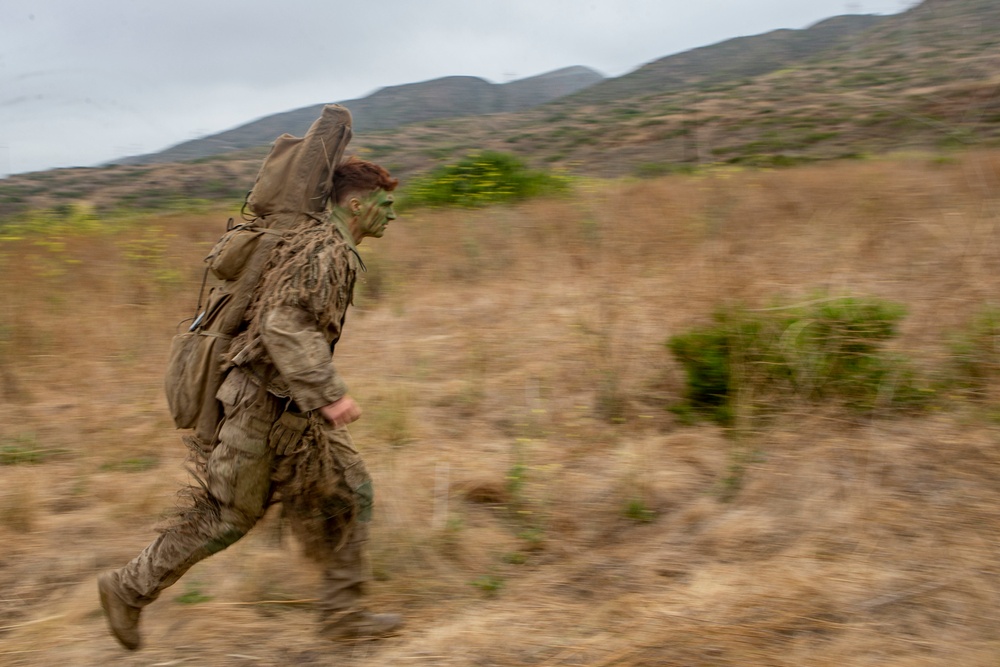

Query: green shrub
left=949, top=308, right=1000, bottom=398
left=668, top=297, right=926, bottom=426
left=634, top=162, right=699, bottom=179
left=470, top=574, right=504, bottom=597
left=726, top=154, right=814, bottom=168
left=502, top=551, right=527, bottom=565
left=175, top=585, right=213, bottom=604
left=402, top=151, right=569, bottom=209
left=623, top=499, right=656, bottom=523
left=668, top=323, right=738, bottom=425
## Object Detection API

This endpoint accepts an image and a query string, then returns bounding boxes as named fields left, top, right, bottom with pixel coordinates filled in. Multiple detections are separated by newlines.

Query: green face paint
left=356, top=190, right=396, bottom=239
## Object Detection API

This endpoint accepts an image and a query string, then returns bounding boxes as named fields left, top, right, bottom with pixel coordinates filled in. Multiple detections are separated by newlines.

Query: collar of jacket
left=329, top=209, right=367, bottom=273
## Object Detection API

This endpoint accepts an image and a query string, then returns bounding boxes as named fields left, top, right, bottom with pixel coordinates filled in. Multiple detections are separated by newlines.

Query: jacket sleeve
left=259, top=304, right=348, bottom=412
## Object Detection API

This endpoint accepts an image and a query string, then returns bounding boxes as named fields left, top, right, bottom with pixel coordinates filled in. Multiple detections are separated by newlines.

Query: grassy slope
left=2, top=151, right=1000, bottom=665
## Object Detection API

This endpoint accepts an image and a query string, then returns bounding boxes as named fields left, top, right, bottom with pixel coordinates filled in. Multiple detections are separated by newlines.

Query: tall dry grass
left=1, top=151, right=1000, bottom=665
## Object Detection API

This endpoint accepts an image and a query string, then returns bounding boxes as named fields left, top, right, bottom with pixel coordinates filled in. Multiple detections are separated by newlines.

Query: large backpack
left=164, top=104, right=353, bottom=443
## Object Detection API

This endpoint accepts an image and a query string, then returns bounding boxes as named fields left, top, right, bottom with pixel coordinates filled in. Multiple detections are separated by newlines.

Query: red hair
left=333, top=157, right=398, bottom=204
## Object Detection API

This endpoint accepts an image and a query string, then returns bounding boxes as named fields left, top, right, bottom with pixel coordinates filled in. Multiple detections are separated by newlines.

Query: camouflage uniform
left=106, top=218, right=376, bottom=624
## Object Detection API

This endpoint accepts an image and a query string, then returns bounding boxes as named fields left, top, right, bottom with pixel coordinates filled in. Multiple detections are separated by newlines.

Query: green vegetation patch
left=623, top=498, right=656, bottom=523
left=402, top=151, right=570, bottom=209
left=0, top=436, right=70, bottom=465
left=100, top=456, right=160, bottom=473
left=175, top=585, right=213, bottom=604
left=948, top=307, right=1000, bottom=399
left=668, top=297, right=929, bottom=426
left=470, top=574, right=505, bottom=597
left=634, top=162, right=700, bottom=179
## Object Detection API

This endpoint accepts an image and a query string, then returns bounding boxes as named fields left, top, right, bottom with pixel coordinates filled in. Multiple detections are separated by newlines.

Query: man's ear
left=349, top=197, right=362, bottom=214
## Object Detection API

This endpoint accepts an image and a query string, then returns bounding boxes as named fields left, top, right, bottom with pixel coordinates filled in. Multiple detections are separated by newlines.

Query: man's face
left=354, top=189, right=396, bottom=239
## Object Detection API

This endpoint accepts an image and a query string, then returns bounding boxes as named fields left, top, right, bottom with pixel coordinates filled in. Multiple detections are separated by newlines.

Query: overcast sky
left=0, top=0, right=915, bottom=177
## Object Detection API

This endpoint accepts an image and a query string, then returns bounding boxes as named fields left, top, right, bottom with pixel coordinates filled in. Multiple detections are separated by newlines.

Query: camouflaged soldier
left=98, top=156, right=401, bottom=650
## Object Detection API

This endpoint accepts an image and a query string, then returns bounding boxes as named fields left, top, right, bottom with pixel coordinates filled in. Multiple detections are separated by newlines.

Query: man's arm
left=259, top=304, right=359, bottom=425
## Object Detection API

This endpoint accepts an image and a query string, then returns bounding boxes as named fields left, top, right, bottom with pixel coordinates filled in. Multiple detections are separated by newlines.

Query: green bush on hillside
left=402, top=151, right=569, bottom=209
left=668, top=297, right=928, bottom=426
left=949, top=308, right=1000, bottom=399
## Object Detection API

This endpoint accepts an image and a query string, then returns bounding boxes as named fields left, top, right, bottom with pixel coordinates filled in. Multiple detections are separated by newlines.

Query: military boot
left=97, top=570, right=143, bottom=651
left=320, top=609, right=404, bottom=640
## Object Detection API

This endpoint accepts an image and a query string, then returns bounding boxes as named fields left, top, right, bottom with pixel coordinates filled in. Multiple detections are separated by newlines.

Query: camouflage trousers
left=114, top=368, right=373, bottom=616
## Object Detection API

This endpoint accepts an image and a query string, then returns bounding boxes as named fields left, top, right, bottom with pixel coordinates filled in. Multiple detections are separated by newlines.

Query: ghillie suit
left=100, top=105, right=400, bottom=651
left=227, top=202, right=372, bottom=559
left=165, top=103, right=354, bottom=448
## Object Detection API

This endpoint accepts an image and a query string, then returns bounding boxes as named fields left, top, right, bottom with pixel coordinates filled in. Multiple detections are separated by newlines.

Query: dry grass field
left=2, top=151, right=1000, bottom=665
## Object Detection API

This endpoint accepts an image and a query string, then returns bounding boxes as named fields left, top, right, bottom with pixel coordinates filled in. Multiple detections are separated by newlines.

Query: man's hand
left=319, top=396, right=362, bottom=428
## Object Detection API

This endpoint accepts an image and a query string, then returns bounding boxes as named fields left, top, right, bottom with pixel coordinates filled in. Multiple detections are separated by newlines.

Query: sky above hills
left=0, top=0, right=915, bottom=177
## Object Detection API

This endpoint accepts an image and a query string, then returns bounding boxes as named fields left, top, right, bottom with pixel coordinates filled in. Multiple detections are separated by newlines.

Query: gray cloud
left=0, top=0, right=912, bottom=175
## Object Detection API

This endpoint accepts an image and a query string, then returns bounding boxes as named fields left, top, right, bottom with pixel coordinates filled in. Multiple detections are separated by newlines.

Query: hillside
left=1, top=0, right=999, bottom=219
left=116, top=66, right=604, bottom=166
left=568, top=14, right=888, bottom=105
left=478, top=0, right=1000, bottom=175
left=118, top=14, right=887, bottom=169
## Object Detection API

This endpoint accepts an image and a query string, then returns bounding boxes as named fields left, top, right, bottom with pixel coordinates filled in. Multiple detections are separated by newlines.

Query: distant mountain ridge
left=118, top=13, right=890, bottom=168
left=567, top=14, right=889, bottom=105
left=5, top=0, right=1000, bottom=221
left=117, top=66, right=604, bottom=166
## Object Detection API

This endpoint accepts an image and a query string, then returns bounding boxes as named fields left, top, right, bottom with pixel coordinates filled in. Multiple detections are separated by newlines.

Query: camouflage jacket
left=234, top=217, right=363, bottom=412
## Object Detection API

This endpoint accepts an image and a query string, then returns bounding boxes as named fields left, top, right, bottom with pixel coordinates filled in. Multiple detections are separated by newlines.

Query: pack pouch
left=163, top=228, right=282, bottom=439
left=164, top=330, right=228, bottom=431
left=207, top=227, right=266, bottom=281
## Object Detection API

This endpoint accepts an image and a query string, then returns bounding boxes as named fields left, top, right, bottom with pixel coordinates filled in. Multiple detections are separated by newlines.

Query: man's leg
left=318, top=519, right=368, bottom=608
left=315, top=511, right=401, bottom=639
left=285, top=425, right=401, bottom=639
left=100, top=370, right=280, bottom=650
